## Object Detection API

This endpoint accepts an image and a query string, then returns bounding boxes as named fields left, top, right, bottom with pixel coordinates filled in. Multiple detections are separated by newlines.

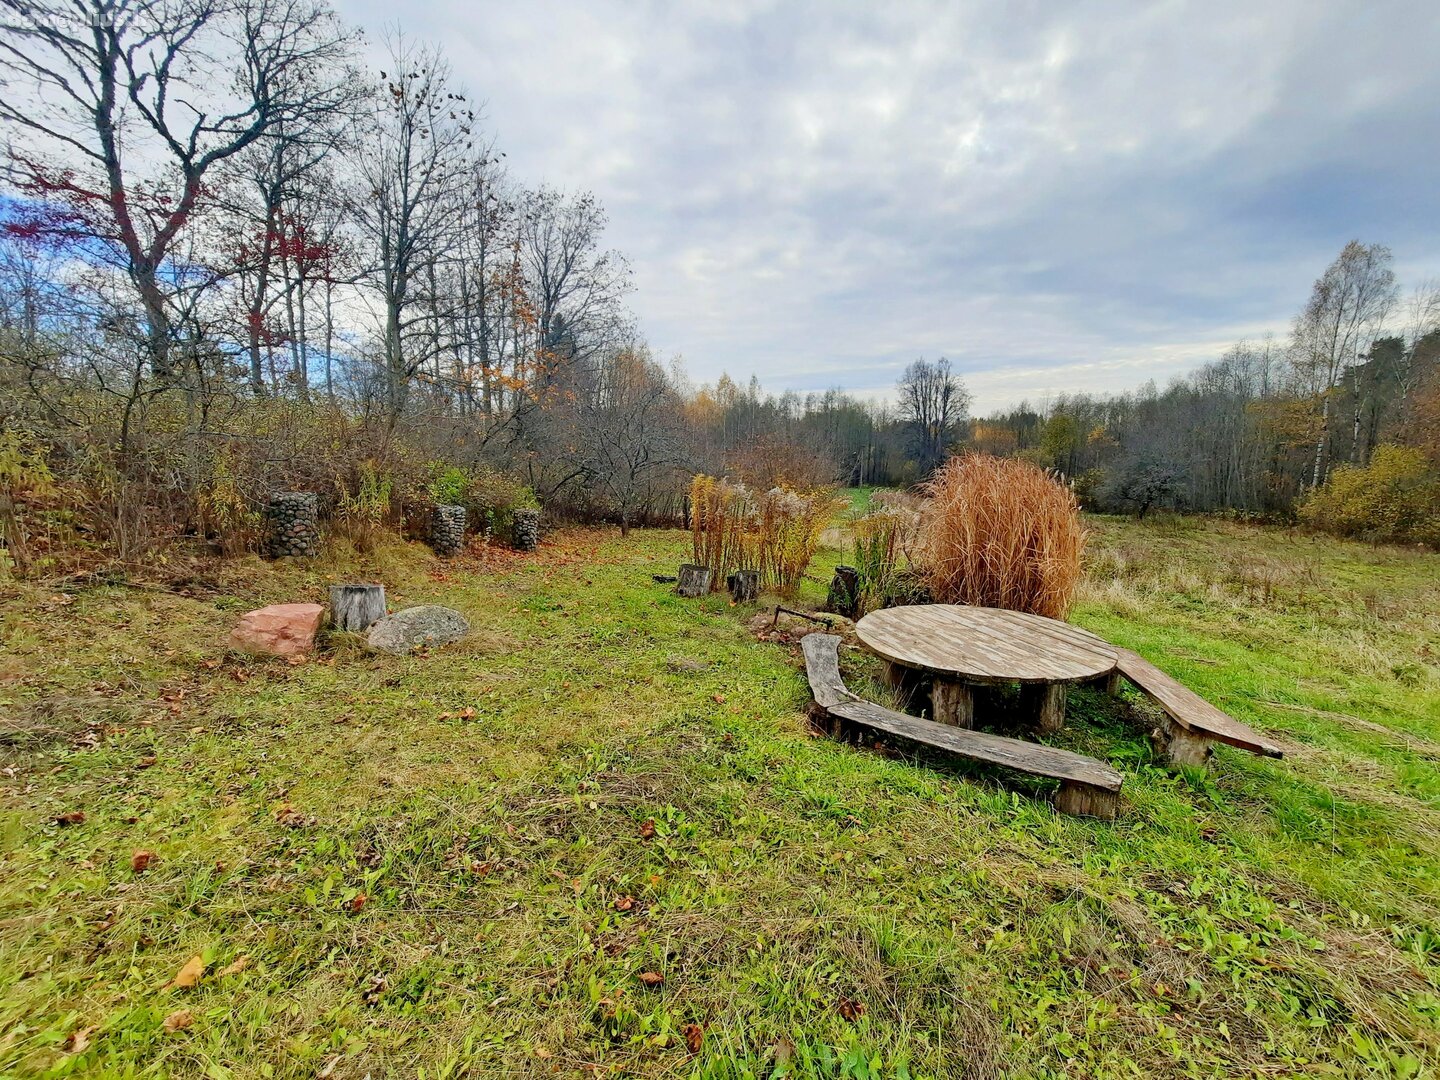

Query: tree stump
left=329, top=584, right=387, bottom=632
left=512, top=508, right=540, bottom=552
left=676, top=564, right=713, bottom=598
left=726, top=569, right=760, bottom=603
left=825, top=565, right=860, bottom=618
left=431, top=505, right=466, bottom=556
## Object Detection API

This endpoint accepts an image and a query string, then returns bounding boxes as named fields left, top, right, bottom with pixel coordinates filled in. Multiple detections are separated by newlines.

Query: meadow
left=1, top=509, right=1437, bottom=1078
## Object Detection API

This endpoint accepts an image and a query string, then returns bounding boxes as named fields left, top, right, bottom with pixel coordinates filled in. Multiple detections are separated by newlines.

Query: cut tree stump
left=825, top=565, right=860, bottom=618
left=329, top=584, right=387, bottom=632
left=727, top=570, right=760, bottom=603
left=676, top=564, right=713, bottom=598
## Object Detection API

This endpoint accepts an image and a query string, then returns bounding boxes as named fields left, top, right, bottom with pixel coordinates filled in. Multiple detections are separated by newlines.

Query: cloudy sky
left=342, top=0, right=1440, bottom=414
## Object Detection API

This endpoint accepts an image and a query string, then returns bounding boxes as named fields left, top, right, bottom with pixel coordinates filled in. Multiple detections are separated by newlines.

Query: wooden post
left=1103, top=670, right=1123, bottom=696
left=1021, top=682, right=1068, bottom=733
left=329, top=584, right=386, bottom=631
left=1054, top=781, right=1119, bottom=820
left=930, top=678, right=975, bottom=728
left=676, top=564, right=713, bottom=598
left=882, top=661, right=929, bottom=713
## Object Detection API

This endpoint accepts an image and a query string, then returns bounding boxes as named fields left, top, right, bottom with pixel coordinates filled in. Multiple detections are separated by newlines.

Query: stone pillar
left=265, top=492, right=319, bottom=558
left=431, top=504, right=466, bottom=556
left=512, top=508, right=540, bottom=552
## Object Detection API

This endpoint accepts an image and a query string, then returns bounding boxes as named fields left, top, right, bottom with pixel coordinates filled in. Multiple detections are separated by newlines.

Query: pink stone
left=229, top=603, right=324, bottom=658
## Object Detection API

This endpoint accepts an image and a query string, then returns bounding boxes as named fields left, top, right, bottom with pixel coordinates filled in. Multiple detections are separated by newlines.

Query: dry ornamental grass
left=917, top=453, right=1085, bottom=618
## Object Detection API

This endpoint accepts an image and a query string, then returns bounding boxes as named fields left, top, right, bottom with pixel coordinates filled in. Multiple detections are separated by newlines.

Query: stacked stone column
left=265, top=492, right=319, bottom=558
left=431, top=504, right=466, bottom=556
left=512, top=508, right=540, bottom=552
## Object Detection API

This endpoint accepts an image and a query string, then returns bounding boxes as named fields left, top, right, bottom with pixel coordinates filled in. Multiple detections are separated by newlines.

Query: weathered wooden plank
left=855, top=605, right=1117, bottom=684
left=1114, top=649, right=1283, bottom=758
left=801, top=633, right=853, bottom=710
left=829, top=699, right=1123, bottom=791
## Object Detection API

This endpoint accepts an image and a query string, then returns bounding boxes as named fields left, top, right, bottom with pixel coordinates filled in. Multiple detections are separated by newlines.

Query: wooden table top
left=855, top=604, right=1118, bottom=685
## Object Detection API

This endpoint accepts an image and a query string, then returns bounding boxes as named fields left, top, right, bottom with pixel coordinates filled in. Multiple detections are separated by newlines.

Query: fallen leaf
left=638, top=970, right=664, bottom=987
left=639, top=819, right=656, bottom=840
left=168, top=955, right=205, bottom=990
left=349, top=892, right=367, bottom=914
left=837, top=996, right=866, bottom=1022
left=131, top=849, right=156, bottom=873
left=54, top=810, right=86, bottom=826
left=613, top=896, right=635, bottom=912
left=162, top=1009, right=193, bottom=1032
left=219, top=955, right=250, bottom=977
left=66, top=1025, right=95, bottom=1055
left=135, top=754, right=157, bottom=769
left=681, top=1022, right=704, bottom=1055
left=534, top=1047, right=554, bottom=1060
left=286, top=655, right=306, bottom=666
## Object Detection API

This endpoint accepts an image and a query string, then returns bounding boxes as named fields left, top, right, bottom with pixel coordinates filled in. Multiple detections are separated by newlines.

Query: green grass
left=1, top=514, right=1437, bottom=1078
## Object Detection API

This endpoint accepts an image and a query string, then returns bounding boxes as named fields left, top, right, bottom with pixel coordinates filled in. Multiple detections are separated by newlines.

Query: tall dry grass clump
left=917, top=454, right=1085, bottom=618
left=689, top=475, right=845, bottom=597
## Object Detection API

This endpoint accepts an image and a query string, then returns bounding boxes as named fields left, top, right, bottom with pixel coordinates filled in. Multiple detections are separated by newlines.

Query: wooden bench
left=1112, top=649, right=1284, bottom=766
left=802, top=634, right=1124, bottom=819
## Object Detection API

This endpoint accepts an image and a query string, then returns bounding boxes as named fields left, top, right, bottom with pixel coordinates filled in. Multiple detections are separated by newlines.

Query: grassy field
left=1, top=507, right=1437, bottom=1078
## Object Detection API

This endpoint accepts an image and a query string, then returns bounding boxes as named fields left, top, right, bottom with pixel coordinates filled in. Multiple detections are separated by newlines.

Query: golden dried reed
left=689, top=475, right=845, bottom=597
left=916, top=454, right=1085, bottom=618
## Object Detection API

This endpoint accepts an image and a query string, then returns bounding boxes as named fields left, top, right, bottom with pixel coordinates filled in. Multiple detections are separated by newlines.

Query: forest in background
left=1, top=0, right=1438, bottom=577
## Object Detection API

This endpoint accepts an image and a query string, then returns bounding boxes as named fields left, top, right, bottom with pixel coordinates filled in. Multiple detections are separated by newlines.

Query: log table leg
left=883, top=662, right=928, bottom=712
left=930, top=678, right=975, bottom=728
left=1021, top=682, right=1068, bottom=733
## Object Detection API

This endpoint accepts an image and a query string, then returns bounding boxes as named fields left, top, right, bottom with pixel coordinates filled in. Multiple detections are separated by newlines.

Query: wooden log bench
left=1112, top=649, right=1284, bottom=766
left=802, top=634, right=1124, bottom=819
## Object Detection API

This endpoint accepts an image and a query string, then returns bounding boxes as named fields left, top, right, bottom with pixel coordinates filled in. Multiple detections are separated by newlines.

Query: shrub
left=851, top=502, right=921, bottom=614
left=197, top=446, right=262, bottom=557
left=0, top=429, right=60, bottom=577
left=690, top=475, right=755, bottom=585
left=333, top=462, right=394, bottom=553
left=1298, top=445, right=1440, bottom=546
left=753, top=486, right=847, bottom=597
left=916, top=453, right=1085, bottom=619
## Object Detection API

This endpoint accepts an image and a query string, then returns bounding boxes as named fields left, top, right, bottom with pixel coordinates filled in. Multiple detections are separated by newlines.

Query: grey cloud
left=341, top=0, right=1440, bottom=412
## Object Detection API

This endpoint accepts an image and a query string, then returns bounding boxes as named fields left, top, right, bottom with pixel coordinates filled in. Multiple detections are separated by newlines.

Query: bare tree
left=1289, top=241, right=1397, bottom=485
left=573, top=344, right=686, bottom=536
left=0, top=0, right=358, bottom=380
left=897, top=357, right=969, bottom=475
left=348, top=33, right=475, bottom=417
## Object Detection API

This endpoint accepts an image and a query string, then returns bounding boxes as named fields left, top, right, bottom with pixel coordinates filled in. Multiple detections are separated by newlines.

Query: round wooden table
left=854, top=604, right=1119, bottom=731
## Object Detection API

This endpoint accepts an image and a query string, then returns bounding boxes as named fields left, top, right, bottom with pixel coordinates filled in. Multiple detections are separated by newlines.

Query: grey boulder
left=366, top=605, right=470, bottom=654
